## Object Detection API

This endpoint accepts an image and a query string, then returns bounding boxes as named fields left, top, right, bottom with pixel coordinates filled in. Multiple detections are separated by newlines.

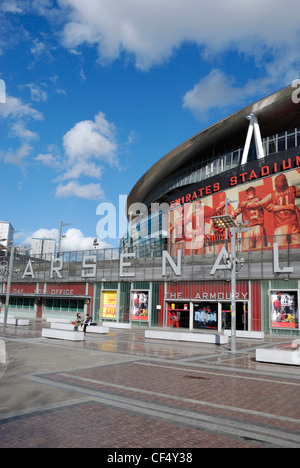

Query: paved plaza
left=0, top=320, right=300, bottom=450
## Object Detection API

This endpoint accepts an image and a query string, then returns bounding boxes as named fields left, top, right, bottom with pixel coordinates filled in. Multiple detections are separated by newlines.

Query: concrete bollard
left=0, top=339, right=6, bottom=364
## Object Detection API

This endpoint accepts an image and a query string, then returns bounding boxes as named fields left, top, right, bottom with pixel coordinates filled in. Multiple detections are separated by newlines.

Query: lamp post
left=3, top=245, right=16, bottom=332
left=211, top=215, right=250, bottom=353
left=230, top=225, right=237, bottom=353
left=57, top=222, right=72, bottom=257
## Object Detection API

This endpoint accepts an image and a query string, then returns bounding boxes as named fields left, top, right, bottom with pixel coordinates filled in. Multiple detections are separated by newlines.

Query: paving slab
left=0, top=320, right=299, bottom=449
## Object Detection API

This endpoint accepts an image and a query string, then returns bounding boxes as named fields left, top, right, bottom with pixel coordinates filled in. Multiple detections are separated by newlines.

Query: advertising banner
left=168, top=154, right=300, bottom=255
left=193, top=303, right=218, bottom=330
left=130, top=291, right=149, bottom=321
left=270, top=290, right=299, bottom=329
left=100, top=290, right=117, bottom=319
left=167, top=302, right=189, bottom=328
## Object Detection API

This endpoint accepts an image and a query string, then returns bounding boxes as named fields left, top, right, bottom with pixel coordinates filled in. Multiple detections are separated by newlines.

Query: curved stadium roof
left=127, top=84, right=300, bottom=216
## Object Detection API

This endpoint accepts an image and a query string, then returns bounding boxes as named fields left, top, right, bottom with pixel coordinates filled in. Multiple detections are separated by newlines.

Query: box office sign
left=100, top=290, right=117, bottom=319
left=130, top=291, right=149, bottom=321
left=270, top=290, right=299, bottom=329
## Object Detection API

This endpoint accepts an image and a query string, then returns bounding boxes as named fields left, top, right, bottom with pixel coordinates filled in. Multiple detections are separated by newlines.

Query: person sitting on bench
left=83, top=314, right=92, bottom=332
left=74, top=313, right=84, bottom=331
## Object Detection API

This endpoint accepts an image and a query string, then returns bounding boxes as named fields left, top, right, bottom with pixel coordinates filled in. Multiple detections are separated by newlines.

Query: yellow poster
left=100, top=291, right=117, bottom=319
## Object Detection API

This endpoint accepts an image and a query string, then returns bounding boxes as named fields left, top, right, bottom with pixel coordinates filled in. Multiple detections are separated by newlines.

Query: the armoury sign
left=18, top=242, right=293, bottom=281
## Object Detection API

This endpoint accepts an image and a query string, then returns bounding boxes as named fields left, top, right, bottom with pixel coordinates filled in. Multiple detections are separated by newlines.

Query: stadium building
left=1, top=84, right=300, bottom=337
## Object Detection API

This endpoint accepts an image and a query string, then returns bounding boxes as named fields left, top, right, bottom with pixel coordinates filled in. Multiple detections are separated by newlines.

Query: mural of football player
left=209, top=192, right=235, bottom=253
left=169, top=200, right=215, bottom=254
left=245, top=174, right=300, bottom=245
left=235, top=186, right=267, bottom=250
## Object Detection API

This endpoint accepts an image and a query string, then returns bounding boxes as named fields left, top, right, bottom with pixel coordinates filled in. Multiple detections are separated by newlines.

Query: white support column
left=252, top=114, right=265, bottom=159
left=241, top=118, right=254, bottom=165
left=241, top=113, right=265, bottom=165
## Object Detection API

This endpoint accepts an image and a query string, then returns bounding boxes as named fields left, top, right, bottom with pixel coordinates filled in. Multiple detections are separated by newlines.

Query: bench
left=256, top=345, right=300, bottom=366
left=42, top=328, right=85, bottom=341
left=0, top=317, right=29, bottom=326
left=86, top=325, right=109, bottom=334
left=224, top=330, right=264, bottom=339
left=145, top=329, right=228, bottom=345
left=0, top=317, right=16, bottom=325
left=0, top=339, right=6, bottom=364
left=103, top=321, right=131, bottom=329
left=16, top=319, right=30, bottom=326
left=47, top=318, right=71, bottom=324
left=50, top=322, right=109, bottom=334
left=51, top=323, right=76, bottom=331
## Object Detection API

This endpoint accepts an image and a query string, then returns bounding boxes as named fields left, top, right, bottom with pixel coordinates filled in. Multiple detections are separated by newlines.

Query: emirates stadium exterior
left=1, top=84, right=300, bottom=337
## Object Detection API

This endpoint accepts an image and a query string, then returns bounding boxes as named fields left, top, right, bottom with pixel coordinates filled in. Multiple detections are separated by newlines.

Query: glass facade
left=120, top=127, right=300, bottom=255
left=120, top=210, right=167, bottom=256
left=45, top=298, right=84, bottom=313
left=143, top=127, right=300, bottom=207
left=9, top=297, right=34, bottom=309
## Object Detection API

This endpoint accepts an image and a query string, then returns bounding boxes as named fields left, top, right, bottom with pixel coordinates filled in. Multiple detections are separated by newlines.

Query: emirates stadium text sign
left=168, top=149, right=300, bottom=208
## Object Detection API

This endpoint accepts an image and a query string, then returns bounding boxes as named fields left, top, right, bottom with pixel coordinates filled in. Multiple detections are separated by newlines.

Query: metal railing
left=0, top=234, right=299, bottom=284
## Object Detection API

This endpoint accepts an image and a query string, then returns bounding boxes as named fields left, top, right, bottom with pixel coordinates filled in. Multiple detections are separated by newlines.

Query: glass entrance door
left=221, top=302, right=248, bottom=331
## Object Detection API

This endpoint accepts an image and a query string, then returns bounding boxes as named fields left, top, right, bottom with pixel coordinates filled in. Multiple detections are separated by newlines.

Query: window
left=224, top=153, right=232, bottom=171
left=61, top=300, right=69, bottom=311
left=70, top=300, right=78, bottom=311
left=44, top=298, right=84, bottom=313
left=268, top=136, right=277, bottom=154
left=287, top=129, right=296, bottom=149
left=277, top=132, right=286, bottom=151
left=232, top=150, right=240, bottom=167
left=9, top=297, right=34, bottom=309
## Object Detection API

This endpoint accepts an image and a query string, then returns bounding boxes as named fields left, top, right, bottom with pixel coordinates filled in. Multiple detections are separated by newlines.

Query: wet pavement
left=0, top=320, right=300, bottom=449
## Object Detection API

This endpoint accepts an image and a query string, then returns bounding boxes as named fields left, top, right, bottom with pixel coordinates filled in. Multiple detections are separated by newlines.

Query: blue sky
left=0, top=0, right=299, bottom=251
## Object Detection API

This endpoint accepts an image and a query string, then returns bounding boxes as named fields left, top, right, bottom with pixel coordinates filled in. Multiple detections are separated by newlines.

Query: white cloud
left=0, top=95, right=43, bottom=120
left=35, top=144, right=62, bottom=169
left=182, top=69, right=269, bottom=117
left=3, top=1, right=299, bottom=123
left=11, top=122, right=39, bottom=141
left=35, top=152, right=61, bottom=168
left=57, top=0, right=300, bottom=70
left=0, top=94, right=42, bottom=167
left=54, top=0, right=300, bottom=118
left=182, top=60, right=299, bottom=118
left=63, top=112, right=118, bottom=164
left=26, top=83, right=48, bottom=102
left=60, top=228, right=111, bottom=251
left=25, top=228, right=59, bottom=246
left=1, top=1, right=24, bottom=14
left=59, top=161, right=103, bottom=180
left=48, top=111, right=119, bottom=200
left=60, top=112, right=118, bottom=185
left=5, top=143, right=33, bottom=167
left=24, top=227, right=111, bottom=251
left=34, top=111, right=120, bottom=200
left=183, top=70, right=237, bottom=116
left=55, top=180, right=104, bottom=200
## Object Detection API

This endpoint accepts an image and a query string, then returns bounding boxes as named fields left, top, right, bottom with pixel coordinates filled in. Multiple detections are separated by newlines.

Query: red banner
left=168, top=167, right=300, bottom=255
